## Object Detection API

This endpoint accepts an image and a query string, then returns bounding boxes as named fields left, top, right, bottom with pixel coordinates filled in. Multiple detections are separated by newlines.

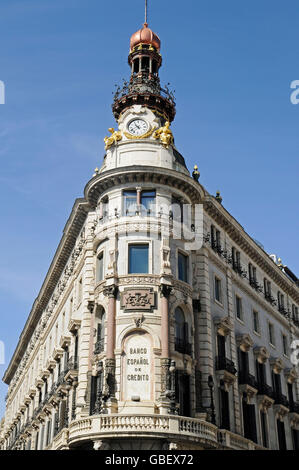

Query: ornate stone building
left=1, top=19, right=299, bottom=451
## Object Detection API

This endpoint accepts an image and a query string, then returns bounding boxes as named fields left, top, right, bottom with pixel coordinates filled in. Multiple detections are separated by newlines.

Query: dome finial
left=144, top=0, right=148, bottom=26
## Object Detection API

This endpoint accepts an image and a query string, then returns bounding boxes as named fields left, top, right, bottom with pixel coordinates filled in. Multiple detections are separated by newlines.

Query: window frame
left=214, top=276, right=223, bottom=305
left=177, top=250, right=189, bottom=283
left=268, top=321, right=275, bottom=347
left=252, top=310, right=260, bottom=335
left=96, top=250, right=105, bottom=283
left=127, top=241, right=152, bottom=275
left=235, top=294, right=243, bottom=321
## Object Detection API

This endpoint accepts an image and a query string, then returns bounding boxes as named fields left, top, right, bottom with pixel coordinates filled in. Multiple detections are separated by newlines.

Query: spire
left=144, top=0, right=148, bottom=26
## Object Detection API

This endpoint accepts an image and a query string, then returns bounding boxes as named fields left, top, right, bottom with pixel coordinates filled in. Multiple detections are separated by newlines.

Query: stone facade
left=1, top=21, right=299, bottom=452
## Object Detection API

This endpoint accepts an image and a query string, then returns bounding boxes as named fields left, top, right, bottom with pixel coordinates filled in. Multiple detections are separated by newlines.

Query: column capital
left=103, top=285, right=118, bottom=299
left=159, top=284, right=172, bottom=298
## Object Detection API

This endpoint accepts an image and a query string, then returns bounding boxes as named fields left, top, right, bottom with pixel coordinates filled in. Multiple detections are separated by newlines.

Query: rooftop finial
left=144, top=0, right=148, bottom=26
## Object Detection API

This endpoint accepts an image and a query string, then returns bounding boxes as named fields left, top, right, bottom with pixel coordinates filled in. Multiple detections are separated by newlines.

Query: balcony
left=257, top=383, right=274, bottom=398
left=264, top=293, right=277, bottom=306
left=215, top=357, right=237, bottom=375
left=64, top=357, right=79, bottom=382
left=211, top=241, right=223, bottom=256
left=175, top=339, right=192, bottom=356
left=69, top=415, right=219, bottom=449
left=278, top=306, right=289, bottom=317
left=290, top=402, right=299, bottom=414
left=249, top=278, right=263, bottom=293
left=232, top=263, right=247, bottom=278
left=238, top=372, right=258, bottom=389
left=273, top=393, right=289, bottom=409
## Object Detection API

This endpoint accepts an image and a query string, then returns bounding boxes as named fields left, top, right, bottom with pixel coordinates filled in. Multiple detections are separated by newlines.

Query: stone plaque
left=120, top=288, right=155, bottom=311
left=123, top=333, right=152, bottom=401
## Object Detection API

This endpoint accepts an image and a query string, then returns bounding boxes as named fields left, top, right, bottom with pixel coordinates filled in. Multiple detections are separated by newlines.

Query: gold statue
left=104, top=127, right=122, bottom=150
left=153, top=121, right=174, bottom=148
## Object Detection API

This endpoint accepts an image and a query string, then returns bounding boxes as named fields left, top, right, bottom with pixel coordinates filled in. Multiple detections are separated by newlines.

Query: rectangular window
left=232, top=247, right=241, bottom=271
left=235, top=295, right=243, bottom=320
left=248, top=263, right=257, bottom=283
left=128, top=244, right=149, bottom=274
left=260, top=411, right=268, bottom=448
left=282, top=334, right=288, bottom=356
left=268, top=322, right=275, bottom=346
left=211, top=225, right=221, bottom=252
left=215, top=277, right=222, bottom=303
left=264, top=278, right=271, bottom=298
left=97, top=252, right=104, bottom=282
left=292, top=304, right=298, bottom=324
left=178, top=252, right=188, bottom=283
left=277, top=419, right=287, bottom=450
left=141, top=190, right=156, bottom=215
left=124, top=190, right=137, bottom=216
left=292, top=428, right=299, bottom=451
left=253, top=310, right=260, bottom=333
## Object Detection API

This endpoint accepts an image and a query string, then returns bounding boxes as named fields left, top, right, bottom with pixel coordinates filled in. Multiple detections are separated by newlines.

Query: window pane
left=141, top=191, right=156, bottom=214
left=178, top=253, right=188, bottom=282
left=215, top=278, right=221, bottom=302
left=129, top=245, right=149, bottom=274
left=124, top=190, right=137, bottom=215
left=97, top=252, right=104, bottom=282
left=175, top=307, right=185, bottom=340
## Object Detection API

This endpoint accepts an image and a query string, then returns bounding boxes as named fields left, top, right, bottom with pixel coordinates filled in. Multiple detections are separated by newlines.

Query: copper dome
left=130, top=23, right=161, bottom=51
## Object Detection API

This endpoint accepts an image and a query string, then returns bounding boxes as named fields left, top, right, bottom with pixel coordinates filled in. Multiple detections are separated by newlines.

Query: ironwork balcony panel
left=290, top=402, right=299, bottom=414
left=257, top=383, right=274, bottom=398
left=238, top=372, right=258, bottom=389
left=175, top=339, right=192, bottom=356
left=274, top=393, right=289, bottom=408
left=215, top=357, right=237, bottom=375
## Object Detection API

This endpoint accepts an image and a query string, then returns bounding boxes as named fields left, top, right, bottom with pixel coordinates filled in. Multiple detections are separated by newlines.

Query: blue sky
left=0, top=0, right=298, bottom=417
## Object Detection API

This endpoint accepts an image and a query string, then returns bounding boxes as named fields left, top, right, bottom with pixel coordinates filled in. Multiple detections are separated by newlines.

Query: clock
left=127, top=119, right=149, bottom=137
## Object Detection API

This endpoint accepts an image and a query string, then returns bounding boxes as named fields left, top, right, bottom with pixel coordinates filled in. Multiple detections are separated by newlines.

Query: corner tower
left=99, top=18, right=188, bottom=176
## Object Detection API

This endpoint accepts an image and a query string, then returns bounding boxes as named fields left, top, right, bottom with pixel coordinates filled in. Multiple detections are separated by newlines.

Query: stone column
left=193, top=298, right=206, bottom=418
left=158, top=284, right=173, bottom=414
left=226, top=269, right=241, bottom=434
left=103, top=284, right=118, bottom=413
left=136, top=186, right=142, bottom=214
left=104, top=285, right=118, bottom=360
left=197, top=249, right=214, bottom=410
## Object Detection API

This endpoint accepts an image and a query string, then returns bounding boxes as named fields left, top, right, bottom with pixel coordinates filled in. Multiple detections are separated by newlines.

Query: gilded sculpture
left=104, top=127, right=122, bottom=150
left=153, top=121, right=174, bottom=148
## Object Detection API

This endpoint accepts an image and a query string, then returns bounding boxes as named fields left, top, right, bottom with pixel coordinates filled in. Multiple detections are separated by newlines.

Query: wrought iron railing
left=256, top=383, right=274, bottom=398
left=274, top=393, right=289, bottom=408
left=238, top=371, right=258, bottom=388
left=175, top=339, right=192, bottom=356
left=113, top=76, right=176, bottom=105
left=264, top=292, right=277, bottom=306
left=290, top=402, right=299, bottom=414
left=215, top=357, right=237, bottom=375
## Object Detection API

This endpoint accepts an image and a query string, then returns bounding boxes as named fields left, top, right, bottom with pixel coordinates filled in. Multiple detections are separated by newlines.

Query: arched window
left=95, top=307, right=105, bottom=354
left=175, top=307, right=191, bottom=355
left=96, top=251, right=104, bottom=283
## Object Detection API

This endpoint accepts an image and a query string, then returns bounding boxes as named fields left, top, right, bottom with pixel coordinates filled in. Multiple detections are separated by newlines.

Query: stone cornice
left=204, top=197, right=299, bottom=303
left=3, top=198, right=90, bottom=385
left=84, top=165, right=207, bottom=208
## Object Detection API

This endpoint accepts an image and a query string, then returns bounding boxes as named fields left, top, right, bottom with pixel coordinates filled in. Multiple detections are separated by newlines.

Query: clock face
left=127, top=119, right=149, bottom=136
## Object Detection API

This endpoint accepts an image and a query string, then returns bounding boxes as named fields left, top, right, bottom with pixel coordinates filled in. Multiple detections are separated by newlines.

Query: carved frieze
left=121, top=288, right=156, bottom=311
